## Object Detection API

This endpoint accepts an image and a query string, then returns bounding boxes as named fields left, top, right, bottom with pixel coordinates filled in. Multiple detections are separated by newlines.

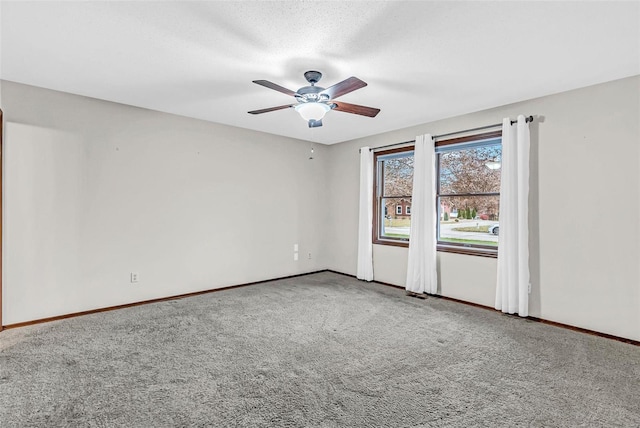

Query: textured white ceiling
left=1, top=1, right=639, bottom=144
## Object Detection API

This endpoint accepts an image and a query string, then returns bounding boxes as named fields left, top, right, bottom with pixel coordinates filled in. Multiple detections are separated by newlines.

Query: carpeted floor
left=1, top=271, right=639, bottom=427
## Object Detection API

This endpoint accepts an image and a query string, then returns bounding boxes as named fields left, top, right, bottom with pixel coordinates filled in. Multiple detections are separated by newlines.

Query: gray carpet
left=1, top=272, right=639, bottom=427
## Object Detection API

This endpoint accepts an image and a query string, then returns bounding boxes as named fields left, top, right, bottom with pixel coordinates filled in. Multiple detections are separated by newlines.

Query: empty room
left=1, top=1, right=639, bottom=426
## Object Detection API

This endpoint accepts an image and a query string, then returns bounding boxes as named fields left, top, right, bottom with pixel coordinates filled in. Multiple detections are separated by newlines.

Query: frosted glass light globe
left=295, top=103, right=330, bottom=121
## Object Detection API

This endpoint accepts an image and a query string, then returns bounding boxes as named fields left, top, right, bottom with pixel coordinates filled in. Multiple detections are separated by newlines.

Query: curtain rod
left=363, top=115, right=533, bottom=153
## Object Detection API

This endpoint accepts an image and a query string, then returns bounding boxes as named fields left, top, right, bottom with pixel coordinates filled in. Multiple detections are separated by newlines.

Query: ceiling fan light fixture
left=295, top=102, right=330, bottom=121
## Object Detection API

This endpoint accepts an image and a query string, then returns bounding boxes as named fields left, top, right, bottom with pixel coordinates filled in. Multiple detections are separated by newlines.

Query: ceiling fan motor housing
left=296, top=85, right=329, bottom=103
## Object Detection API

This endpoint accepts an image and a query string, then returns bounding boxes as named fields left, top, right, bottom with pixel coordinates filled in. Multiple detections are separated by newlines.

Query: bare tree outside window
left=437, top=134, right=501, bottom=252
left=374, top=150, right=414, bottom=242
left=373, top=132, right=501, bottom=256
left=383, top=156, right=413, bottom=197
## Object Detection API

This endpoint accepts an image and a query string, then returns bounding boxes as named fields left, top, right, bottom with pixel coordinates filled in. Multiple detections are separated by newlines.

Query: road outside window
left=373, top=131, right=501, bottom=256
left=437, top=133, right=501, bottom=253
left=374, top=149, right=413, bottom=243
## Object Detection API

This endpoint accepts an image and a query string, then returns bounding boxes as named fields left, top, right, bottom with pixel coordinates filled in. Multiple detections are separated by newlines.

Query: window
left=373, top=131, right=501, bottom=256
left=437, top=131, right=501, bottom=256
left=373, top=147, right=414, bottom=244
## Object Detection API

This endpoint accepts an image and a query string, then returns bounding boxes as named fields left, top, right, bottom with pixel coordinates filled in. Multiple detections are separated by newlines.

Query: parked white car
left=489, top=224, right=499, bottom=235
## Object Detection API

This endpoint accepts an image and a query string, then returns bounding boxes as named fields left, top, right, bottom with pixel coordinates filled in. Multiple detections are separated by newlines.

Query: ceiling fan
left=248, top=71, right=380, bottom=128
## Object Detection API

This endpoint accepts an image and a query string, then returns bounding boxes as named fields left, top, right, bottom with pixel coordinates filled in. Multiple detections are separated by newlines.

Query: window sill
left=372, top=240, right=498, bottom=258
left=373, top=238, right=409, bottom=248
left=437, top=244, right=498, bottom=258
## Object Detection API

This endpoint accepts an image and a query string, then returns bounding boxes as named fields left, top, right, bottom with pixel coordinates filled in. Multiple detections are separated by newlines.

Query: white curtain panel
left=357, top=147, right=374, bottom=281
left=405, top=134, right=438, bottom=294
left=496, top=115, right=530, bottom=316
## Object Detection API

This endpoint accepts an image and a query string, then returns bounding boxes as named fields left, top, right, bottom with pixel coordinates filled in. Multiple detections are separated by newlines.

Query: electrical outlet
left=294, top=244, right=299, bottom=252
left=528, top=283, right=531, bottom=294
left=131, top=272, right=139, bottom=283
left=308, top=252, right=312, bottom=260
left=294, top=253, right=299, bottom=261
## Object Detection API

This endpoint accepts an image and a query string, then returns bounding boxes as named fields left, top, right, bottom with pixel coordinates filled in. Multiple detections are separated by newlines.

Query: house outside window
left=373, top=148, right=414, bottom=243
left=373, top=131, right=501, bottom=256
left=436, top=131, right=501, bottom=256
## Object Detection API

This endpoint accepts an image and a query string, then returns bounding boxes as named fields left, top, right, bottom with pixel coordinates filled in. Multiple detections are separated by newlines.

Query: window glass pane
left=380, top=197, right=412, bottom=240
left=439, top=145, right=501, bottom=194
left=382, top=155, right=413, bottom=197
left=374, top=134, right=500, bottom=253
left=438, top=195, right=499, bottom=247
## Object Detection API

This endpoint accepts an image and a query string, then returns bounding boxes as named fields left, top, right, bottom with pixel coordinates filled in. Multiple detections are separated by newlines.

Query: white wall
left=326, top=75, right=640, bottom=341
left=1, top=81, right=329, bottom=325
left=2, top=76, right=639, bottom=342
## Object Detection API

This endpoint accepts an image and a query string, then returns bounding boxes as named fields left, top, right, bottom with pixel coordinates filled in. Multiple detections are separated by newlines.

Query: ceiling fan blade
left=321, top=77, right=367, bottom=99
left=252, top=80, right=298, bottom=97
left=248, top=104, right=295, bottom=114
left=332, top=101, right=380, bottom=117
